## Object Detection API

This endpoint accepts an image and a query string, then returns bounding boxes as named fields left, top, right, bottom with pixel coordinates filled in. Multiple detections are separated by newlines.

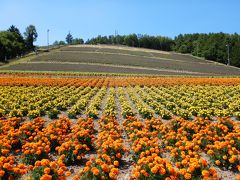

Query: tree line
left=1, top=25, right=240, bottom=67
left=53, top=32, right=84, bottom=46
left=174, top=33, right=240, bottom=67
left=85, top=34, right=174, bottom=51
left=0, top=25, right=37, bottom=61
left=85, top=33, right=240, bottom=67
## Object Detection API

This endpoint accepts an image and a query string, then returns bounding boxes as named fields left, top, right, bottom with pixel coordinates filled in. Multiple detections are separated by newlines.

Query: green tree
left=8, top=25, right=22, bottom=38
left=59, top=41, right=66, bottom=45
left=53, top=40, right=59, bottom=46
left=0, top=31, right=25, bottom=61
left=66, top=32, right=73, bottom=44
left=124, top=34, right=138, bottom=47
left=7, top=25, right=25, bottom=54
left=72, top=38, right=84, bottom=45
left=24, top=25, right=38, bottom=51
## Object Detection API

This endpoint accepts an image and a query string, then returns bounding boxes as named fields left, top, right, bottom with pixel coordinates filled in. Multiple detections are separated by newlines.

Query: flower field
left=0, top=76, right=240, bottom=180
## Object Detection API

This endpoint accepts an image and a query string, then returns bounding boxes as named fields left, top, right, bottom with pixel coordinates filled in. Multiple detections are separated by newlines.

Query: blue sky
left=1, top=0, right=239, bottom=45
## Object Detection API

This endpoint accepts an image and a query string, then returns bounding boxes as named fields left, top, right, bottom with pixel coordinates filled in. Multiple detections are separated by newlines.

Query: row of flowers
left=118, top=87, right=135, bottom=118
left=136, top=86, right=173, bottom=119
left=127, top=87, right=154, bottom=119
left=158, top=117, right=240, bottom=179
left=86, top=87, right=107, bottom=118
left=122, top=116, right=240, bottom=179
left=136, top=85, right=240, bottom=120
left=103, top=88, right=117, bottom=117
left=0, top=116, right=97, bottom=179
left=56, top=118, right=94, bottom=165
left=1, top=76, right=240, bottom=87
left=156, top=85, right=240, bottom=118
left=162, top=118, right=218, bottom=179
left=1, top=85, right=240, bottom=121
left=76, top=116, right=128, bottom=180
left=123, top=116, right=179, bottom=179
left=67, top=87, right=99, bottom=118
left=0, top=85, right=89, bottom=119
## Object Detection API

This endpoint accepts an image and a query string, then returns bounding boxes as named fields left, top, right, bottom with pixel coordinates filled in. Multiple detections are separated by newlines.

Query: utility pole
left=47, top=29, right=50, bottom=50
left=226, top=44, right=230, bottom=65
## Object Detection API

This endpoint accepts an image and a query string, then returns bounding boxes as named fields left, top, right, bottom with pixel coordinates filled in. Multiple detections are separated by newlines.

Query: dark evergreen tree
left=66, top=32, right=73, bottom=44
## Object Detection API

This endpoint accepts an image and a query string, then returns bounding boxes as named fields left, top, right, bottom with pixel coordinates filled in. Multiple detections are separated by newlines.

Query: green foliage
left=24, top=25, right=38, bottom=51
left=47, top=108, right=60, bottom=119
left=53, top=40, right=66, bottom=46
left=0, top=31, right=25, bottom=61
left=0, top=24, right=38, bottom=62
left=124, top=33, right=139, bottom=47
left=72, top=38, right=84, bottom=45
left=174, top=32, right=240, bottom=67
left=27, top=109, right=41, bottom=119
left=86, top=34, right=174, bottom=51
left=66, top=32, right=73, bottom=44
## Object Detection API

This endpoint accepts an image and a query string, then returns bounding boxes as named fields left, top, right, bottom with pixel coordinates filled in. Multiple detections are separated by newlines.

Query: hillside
left=1, top=45, right=240, bottom=76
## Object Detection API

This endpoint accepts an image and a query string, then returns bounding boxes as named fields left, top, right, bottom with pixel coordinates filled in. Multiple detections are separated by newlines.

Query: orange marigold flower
left=0, top=170, right=5, bottom=177
left=57, top=168, right=64, bottom=175
left=40, top=174, right=52, bottom=180
left=207, top=150, right=214, bottom=155
left=44, top=167, right=51, bottom=174
left=8, top=175, right=14, bottom=180
left=159, top=167, right=166, bottom=175
left=101, top=164, right=109, bottom=173
left=222, top=155, right=228, bottom=160
left=91, top=167, right=100, bottom=176
left=133, top=171, right=140, bottom=178
left=36, top=150, right=42, bottom=155
left=77, top=156, right=82, bottom=160
left=111, top=168, right=119, bottom=175
left=113, top=160, right=119, bottom=167
left=151, top=166, right=158, bottom=174
left=65, top=171, right=71, bottom=176
left=184, top=173, right=192, bottom=180
left=237, top=165, right=240, bottom=172
left=73, top=175, right=79, bottom=180
left=229, top=158, right=235, bottom=164
left=116, top=153, right=121, bottom=159
left=215, top=160, right=221, bottom=166
left=41, top=159, right=50, bottom=166
left=109, top=172, right=116, bottom=179
left=86, top=160, right=91, bottom=166
left=202, top=170, right=209, bottom=177
left=1, top=149, right=10, bottom=154
left=49, top=162, right=56, bottom=168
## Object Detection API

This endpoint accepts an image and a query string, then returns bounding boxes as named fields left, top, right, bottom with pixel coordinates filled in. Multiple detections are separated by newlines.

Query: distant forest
left=1, top=25, right=240, bottom=67
left=85, top=33, right=240, bottom=67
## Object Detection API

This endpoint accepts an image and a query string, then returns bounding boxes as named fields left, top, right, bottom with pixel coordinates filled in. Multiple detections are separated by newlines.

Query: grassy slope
left=1, top=45, right=240, bottom=76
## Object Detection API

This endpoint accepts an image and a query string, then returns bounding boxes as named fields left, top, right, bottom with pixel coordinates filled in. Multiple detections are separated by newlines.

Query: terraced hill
left=1, top=45, right=240, bottom=76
